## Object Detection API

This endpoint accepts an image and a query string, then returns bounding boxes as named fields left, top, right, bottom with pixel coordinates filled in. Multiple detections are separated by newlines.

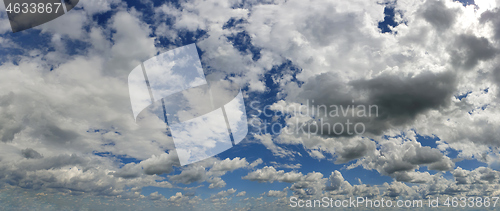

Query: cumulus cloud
left=242, top=166, right=307, bottom=183
left=420, top=0, right=459, bottom=31
left=165, top=157, right=261, bottom=189
left=265, top=188, right=288, bottom=198
left=236, top=191, right=246, bottom=197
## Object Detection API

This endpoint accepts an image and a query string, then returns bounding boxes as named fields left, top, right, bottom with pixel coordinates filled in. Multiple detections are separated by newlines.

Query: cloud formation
left=1, top=0, right=500, bottom=210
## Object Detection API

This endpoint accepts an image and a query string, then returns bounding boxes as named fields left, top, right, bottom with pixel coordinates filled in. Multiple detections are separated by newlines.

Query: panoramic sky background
left=1, top=0, right=500, bottom=210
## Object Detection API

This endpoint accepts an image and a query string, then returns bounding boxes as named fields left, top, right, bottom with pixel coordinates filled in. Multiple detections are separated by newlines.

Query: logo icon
left=3, top=0, right=79, bottom=33
left=128, top=44, right=248, bottom=166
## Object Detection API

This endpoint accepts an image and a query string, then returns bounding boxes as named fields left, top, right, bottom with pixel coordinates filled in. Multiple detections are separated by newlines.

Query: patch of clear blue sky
left=378, top=5, right=398, bottom=33
left=456, top=91, right=472, bottom=100
left=456, top=0, right=475, bottom=7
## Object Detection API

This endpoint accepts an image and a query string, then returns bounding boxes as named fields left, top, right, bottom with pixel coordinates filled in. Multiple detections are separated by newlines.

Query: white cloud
left=242, top=166, right=324, bottom=184
left=236, top=191, right=246, bottom=197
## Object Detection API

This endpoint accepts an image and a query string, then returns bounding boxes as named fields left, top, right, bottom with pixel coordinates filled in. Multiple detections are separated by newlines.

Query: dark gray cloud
left=0, top=124, right=22, bottom=143
left=452, top=168, right=469, bottom=184
left=421, top=0, right=458, bottom=30
left=334, top=140, right=376, bottom=164
left=494, top=66, right=500, bottom=88
left=353, top=71, right=456, bottom=131
left=141, top=153, right=179, bottom=175
left=383, top=160, right=415, bottom=175
left=111, top=163, right=142, bottom=179
left=294, top=70, right=456, bottom=139
left=21, top=148, right=43, bottom=159
left=449, top=34, right=497, bottom=70
left=428, top=158, right=454, bottom=171
left=39, top=123, right=79, bottom=145
left=404, top=146, right=443, bottom=165
left=392, top=172, right=418, bottom=183
left=480, top=8, right=500, bottom=40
